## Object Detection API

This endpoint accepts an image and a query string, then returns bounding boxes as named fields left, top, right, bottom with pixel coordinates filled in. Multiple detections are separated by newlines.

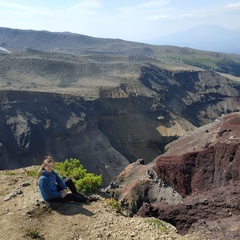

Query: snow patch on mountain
left=0, top=47, right=11, bottom=53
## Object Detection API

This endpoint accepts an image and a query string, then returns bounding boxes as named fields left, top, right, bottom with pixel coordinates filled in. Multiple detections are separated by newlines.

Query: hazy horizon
left=1, top=0, right=240, bottom=43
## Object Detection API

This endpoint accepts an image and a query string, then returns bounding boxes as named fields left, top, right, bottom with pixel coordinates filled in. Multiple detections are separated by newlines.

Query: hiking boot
left=87, top=195, right=99, bottom=202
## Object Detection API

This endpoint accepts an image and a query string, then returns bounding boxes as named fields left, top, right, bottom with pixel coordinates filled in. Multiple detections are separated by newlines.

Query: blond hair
left=36, top=155, right=55, bottom=185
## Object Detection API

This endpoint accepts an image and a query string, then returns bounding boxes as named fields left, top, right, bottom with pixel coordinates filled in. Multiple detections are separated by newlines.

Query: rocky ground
left=0, top=167, right=208, bottom=240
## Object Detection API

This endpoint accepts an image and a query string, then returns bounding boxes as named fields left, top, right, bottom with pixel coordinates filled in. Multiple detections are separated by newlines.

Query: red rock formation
left=153, top=112, right=240, bottom=197
left=106, top=112, right=240, bottom=238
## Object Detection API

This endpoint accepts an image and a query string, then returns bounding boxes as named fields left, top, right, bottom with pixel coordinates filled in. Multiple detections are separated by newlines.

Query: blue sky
left=1, top=0, right=240, bottom=43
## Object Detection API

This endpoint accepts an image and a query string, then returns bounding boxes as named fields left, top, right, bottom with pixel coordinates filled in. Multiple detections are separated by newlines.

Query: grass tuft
left=25, top=228, right=44, bottom=239
left=3, top=170, right=16, bottom=176
left=25, top=168, right=39, bottom=177
left=146, top=218, right=167, bottom=232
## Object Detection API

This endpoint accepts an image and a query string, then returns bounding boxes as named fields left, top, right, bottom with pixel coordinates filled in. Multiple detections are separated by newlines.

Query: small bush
left=25, top=228, right=44, bottom=239
left=106, top=198, right=121, bottom=213
left=54, top=158, right=102, bottom=195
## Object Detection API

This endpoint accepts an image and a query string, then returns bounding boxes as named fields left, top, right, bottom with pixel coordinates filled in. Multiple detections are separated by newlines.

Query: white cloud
left=178, top=11, right=207, bottom=19
left=146, top=15, right=171, bottom=21
left=0, top=0, right=37, bottom=11
left=67, top=0, right=101, bottom=11
left=0, top=0, right=102, bottom=17
left=136, top=0, right=169, bottom=9
left=117, top=0, right=170, bottom=15
left=227, top=2, right=240, bottom=8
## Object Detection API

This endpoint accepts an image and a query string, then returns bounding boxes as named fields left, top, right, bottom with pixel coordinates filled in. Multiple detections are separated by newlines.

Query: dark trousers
left=49, top=178, right=87, bottom=202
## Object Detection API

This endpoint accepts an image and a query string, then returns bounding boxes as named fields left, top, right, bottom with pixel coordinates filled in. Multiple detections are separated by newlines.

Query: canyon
left=0, top=27, right=240, bottom=238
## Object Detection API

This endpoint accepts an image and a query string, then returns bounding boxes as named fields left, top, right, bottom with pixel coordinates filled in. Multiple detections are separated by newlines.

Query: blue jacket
left=38, top=170, right=67, bottom=201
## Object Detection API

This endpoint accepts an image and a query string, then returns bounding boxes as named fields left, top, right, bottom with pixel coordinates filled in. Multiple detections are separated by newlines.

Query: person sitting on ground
left=37, top=155, right=98, bottom=202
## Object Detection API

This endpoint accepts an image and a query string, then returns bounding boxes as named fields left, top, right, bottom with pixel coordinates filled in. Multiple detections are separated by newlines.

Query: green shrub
left=106, top=198, right=122, bottom=213
left=146, top=218, right=167, bottom=232
left=25, top=228, right=44, bottom=239
left=54, top=158, right=102, bottom=195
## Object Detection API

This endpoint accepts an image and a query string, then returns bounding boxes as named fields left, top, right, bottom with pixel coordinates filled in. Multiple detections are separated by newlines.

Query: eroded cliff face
left=0, top=91, right=129, bottom=185
left=153, top=112, right=240, bottom=196
left=1, top=66, right=240, bottom=187
left=105, top=112, right=240, bottom=238
left=0, top=88, right=185, bottom=185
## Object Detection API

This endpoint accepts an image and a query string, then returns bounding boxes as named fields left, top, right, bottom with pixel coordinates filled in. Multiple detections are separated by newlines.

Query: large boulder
left=104, top=158, right=182, bottom=213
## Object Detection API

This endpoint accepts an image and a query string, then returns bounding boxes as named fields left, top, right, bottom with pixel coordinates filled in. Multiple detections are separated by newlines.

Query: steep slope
left=105, top=112, right=240, bottom=238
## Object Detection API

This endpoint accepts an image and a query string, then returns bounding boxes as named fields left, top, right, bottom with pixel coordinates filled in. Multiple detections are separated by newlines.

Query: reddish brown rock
left=137, top=181, right=240, bottom=238
left=104, top=159, right=182, bottom=213
left=154, top=112, right=240, bottom=197
left=105, top=112, right=240, bottom=238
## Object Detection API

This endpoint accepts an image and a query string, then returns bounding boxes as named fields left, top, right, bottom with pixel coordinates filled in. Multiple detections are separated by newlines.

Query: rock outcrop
left=104, top=158, right=182, bottom=213
left=105, top=112, right=240, bottom=238
left=154, top=112, right=240, bottom=196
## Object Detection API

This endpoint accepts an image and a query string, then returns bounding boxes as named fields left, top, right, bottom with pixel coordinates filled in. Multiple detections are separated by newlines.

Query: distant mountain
left=0, top=27, right=149, bottom=55
left=150, top=24, right=240, bottom=54
left=1, top=26, right=240, bottom=77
